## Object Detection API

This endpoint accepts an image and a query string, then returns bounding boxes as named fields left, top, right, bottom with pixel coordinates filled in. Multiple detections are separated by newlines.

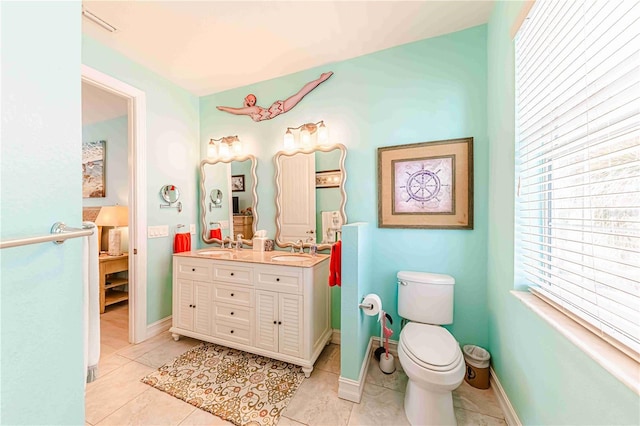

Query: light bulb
left=317, top=122, right=329, bottom=145
left=232, top=139, right=242, bottom=155
left=301, top=128, right=311, bottom=147
left=207, top=140, right=217, bottom=158
left=218, top=142, right=230, bottom=158
left=283, top=130, right=295, bottom=150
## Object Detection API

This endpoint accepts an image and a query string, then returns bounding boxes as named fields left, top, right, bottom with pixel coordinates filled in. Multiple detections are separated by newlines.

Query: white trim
left=331, top=329, right=341, bottom=345
left=146, top=316, right=172, bottom=339
left=490, top=367, right=521, bottom=426
left=81, top=65, right=148, bottom=344
left=512, top=291, right=640, bottom=395
left=338, top=337, right=373, bottom=403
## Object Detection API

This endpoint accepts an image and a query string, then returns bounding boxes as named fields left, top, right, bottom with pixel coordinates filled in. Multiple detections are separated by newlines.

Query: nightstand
left=99, top=253, right=129, bottom=313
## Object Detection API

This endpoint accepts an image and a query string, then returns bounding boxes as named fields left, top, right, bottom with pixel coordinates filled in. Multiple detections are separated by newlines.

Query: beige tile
left=95, top=388, right=195, bottom=426
left=347, top=383, right=409, bottom=426
left=365, top=352, right=408, bottom=393
left=314, top=343, right=341, bottom=375
left=179, top=408, right=236, bottom=426
left=116, top=331, right=175, bottom=360
left=96, top=354, right=132, bottom=378
left=85, top=360, right=156, bottom=424
left=277, top=416, right=308, bottom=426
left=135, top=337, right=202, bottom=369
left=453, top=381, right=505, bottom=419
left=455, top=408, right=507, bottom=426
left=283, top=370, right=354, bottom=426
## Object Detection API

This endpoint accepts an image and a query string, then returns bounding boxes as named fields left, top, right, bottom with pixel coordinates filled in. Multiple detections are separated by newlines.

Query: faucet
left=293, top=239, right=304, bottom=254
left=220, top=236, right=232, bottom=249
left=236, top=233, right=244, bottom=250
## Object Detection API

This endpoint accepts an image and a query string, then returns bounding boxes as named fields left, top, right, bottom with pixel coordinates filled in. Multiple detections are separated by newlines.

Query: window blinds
left=515, top=0, right=640, bottom=358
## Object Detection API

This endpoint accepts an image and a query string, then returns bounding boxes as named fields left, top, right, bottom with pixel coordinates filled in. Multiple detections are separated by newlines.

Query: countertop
left=174, top=248, right=329, bottom=268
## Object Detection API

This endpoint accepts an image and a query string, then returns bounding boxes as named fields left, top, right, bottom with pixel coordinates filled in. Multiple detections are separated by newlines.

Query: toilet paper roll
left=361, top=294, right=382, bottom=318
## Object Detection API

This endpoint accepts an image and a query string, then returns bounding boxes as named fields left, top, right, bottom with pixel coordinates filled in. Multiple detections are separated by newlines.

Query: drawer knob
left=192, top=268, right=196, bottom=272
left=189, top=304, right=193, bottom=308
left=230, top=312, right=234, bottom=315
left=231, top=293, right=234, bottom=297
left=193, top=305, right=196, bottom=308
left=230, top=330, right=234, bottom=334
left=230, top=272, right=235, bottom=276
left=273, top=321, right=277, bottom=324
left=278, top=321, right=282, bottom=325
left=276, top=278, right=280, bottom=282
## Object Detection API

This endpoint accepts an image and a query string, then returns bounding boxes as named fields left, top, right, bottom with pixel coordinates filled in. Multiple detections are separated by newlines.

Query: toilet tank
left=397, top=271, right=455, bottom=325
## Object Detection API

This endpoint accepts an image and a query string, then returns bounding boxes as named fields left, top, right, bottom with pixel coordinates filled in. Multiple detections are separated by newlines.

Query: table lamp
left=95, top=205, right=128, bottom=256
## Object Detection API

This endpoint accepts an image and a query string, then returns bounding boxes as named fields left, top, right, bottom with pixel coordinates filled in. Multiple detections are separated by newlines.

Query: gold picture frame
left=378, top=137, right=473, bottom=229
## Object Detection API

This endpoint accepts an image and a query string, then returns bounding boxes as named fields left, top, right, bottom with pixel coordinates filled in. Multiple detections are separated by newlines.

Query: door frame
left=81, top=64, right=147, bottom=343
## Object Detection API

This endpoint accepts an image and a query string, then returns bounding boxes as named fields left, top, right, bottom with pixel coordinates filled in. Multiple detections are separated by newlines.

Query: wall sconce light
left=283, top=121, right=329, bottom=150
left=208, top=136, right=242, bottom=159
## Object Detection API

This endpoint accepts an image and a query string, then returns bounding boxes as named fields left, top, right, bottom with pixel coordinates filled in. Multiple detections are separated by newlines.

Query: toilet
left=397, top=271, right=465, bottom=426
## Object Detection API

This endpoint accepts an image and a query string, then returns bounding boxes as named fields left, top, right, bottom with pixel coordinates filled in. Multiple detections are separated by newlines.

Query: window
left=515, top=0, right=639, bottom=359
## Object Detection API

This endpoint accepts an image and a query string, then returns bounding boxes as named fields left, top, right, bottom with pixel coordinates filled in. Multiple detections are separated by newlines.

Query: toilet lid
left=401, top=323, right=462, bottom=371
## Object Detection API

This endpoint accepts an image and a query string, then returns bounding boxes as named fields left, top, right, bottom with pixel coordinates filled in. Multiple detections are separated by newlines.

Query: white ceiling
left=82, top=1, right=494, bottom=96
left=82, top=81, right=128, bottom=125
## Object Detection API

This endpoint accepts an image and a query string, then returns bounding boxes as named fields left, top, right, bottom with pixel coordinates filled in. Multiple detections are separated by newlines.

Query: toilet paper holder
left=359, top=302, right=374, bottom=310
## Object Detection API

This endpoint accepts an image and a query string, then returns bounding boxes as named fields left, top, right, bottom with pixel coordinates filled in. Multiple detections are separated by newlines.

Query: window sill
left=511, top=290, right=640, bottom=396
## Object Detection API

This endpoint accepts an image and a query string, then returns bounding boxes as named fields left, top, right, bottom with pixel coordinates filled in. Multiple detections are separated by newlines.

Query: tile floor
left=86, top=303, right=507, bottom=425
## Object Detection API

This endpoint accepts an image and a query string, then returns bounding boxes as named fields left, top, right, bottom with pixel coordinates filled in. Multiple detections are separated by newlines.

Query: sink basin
left=271, top=254, right=312, bottom=262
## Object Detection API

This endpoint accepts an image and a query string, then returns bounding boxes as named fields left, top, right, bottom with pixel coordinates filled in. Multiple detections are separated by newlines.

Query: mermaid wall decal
left=216, top=72, right=333, bottom=122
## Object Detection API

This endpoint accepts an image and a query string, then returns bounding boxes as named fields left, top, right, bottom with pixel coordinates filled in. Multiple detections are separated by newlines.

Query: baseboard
left=146, top=315, right=172, bottom=339
left=338, top=337, right=373, bottom=403
left=331, top=329, right=341, bottom=345
left=490, top=367, right=521, bottom=426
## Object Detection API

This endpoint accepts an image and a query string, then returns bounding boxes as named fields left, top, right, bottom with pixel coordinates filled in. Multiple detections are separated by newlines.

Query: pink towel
left=209, top=229, right=222, bottom=240
left=174, top=233, right=191, bottom=253
left=329, top=240, right=341, bottom=287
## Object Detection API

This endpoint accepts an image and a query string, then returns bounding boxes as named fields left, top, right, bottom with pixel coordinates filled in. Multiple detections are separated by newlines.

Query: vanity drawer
left=256, top=268, right=302, bottom=294
left=214, top=322, right=252, bottom=346
left=175, top=259, right=212, bottom=281
left=214, top=303, right=252, bottom=327
left=214, top=283, right=254, bottom=307
left=213, top=265, right=253, bottom=285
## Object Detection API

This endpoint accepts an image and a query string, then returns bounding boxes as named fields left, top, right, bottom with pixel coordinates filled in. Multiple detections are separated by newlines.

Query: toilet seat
left=400, top=323, right=462, bottom=372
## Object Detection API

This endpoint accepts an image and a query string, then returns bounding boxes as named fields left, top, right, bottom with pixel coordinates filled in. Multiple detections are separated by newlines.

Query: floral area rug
left=141, top=343, right=305, bottom=426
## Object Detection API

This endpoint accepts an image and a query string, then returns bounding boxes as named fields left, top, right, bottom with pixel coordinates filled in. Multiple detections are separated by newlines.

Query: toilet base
left=404, top=379, right=457, bottom=426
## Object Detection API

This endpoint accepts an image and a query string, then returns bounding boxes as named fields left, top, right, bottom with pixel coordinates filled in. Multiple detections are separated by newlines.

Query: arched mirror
left=200, top=155, right=258, bottom=246
left=275, top=144, right=347, bottom=251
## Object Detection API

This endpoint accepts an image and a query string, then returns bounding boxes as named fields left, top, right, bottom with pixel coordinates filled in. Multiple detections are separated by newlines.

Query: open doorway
left=81, top=80, right=131, bottom=351
left=82, top=64, right=148, bottom=346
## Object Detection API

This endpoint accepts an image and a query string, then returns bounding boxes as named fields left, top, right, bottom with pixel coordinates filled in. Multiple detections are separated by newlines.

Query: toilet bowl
left=398, top=322, right=465, bottom=425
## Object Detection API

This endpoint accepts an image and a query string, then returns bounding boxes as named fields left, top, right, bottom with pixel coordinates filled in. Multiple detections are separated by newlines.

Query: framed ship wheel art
left=377, top=137, right=473, bottom=229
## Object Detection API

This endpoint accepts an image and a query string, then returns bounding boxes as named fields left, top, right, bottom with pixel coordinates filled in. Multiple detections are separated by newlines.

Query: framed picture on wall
left=82, top=140, right=106, bottom=198
left=316, top=170, right=342, bottom=188
left=377, top=137, right=473, bottom=229
left=231, top=174, right=245, bottom=192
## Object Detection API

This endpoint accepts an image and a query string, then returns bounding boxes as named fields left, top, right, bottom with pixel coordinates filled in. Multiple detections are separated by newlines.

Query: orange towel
left=174, top=233, right=191, bottom=253
left=209, top=229, right=222, bottom=240
left=329, top=240, right=341, bottom=287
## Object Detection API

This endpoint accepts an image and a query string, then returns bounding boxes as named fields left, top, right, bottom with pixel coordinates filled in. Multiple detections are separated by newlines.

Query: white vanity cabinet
left=171, top=252, right=331, bottom=377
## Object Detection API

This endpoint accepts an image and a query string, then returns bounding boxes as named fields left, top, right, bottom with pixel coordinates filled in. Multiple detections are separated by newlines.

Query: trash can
left=463, top=345, right=491, bottom=389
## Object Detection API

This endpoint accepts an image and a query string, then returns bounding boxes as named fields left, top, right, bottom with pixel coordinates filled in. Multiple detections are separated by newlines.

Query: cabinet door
left=194, top=281, right=212, bottom=335
left=175, top=278, right=194, bottom=331
left=279, top=293, right=303, bottom=358
left=255, top=290, right=278, bottom=352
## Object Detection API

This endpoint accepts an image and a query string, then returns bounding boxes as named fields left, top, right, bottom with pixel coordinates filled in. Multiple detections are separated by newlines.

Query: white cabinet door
left=255, top=290, right=278, bottom=352
left=194, top=281, right=212, bottom=335
left=176, top=278, right=194, bottom=331
left=279, top=152, right=316, bottom=242
left=279, top=293, right=303, bottom=358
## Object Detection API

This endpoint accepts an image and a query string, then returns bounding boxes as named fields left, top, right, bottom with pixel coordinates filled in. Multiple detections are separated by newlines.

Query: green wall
left=1, top=2, right=85, bottom=423
left=199, top=25, right=489, bottom=345
left=82, top=36, right=200, bottom=324
left=486, top=2, right=640, bottom=424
